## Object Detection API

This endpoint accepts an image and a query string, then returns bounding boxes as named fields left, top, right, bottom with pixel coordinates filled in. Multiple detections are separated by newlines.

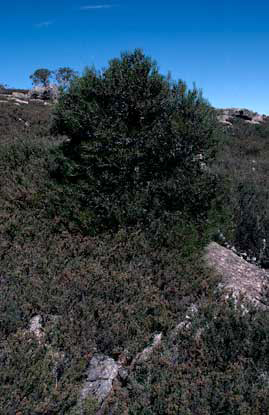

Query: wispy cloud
left=80, top=4, right=115, bottom=10
left=34, top=21, right=53, bottom=28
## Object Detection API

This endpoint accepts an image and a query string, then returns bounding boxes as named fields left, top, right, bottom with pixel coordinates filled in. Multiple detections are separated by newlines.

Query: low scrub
left=1, top=50, right=269, bottom=413
left=113, top=301, right=269, bottom=415
left=213, top=118, right=269, bottom=267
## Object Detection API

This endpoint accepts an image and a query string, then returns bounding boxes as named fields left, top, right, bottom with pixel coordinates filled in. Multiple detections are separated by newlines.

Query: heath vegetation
left=1, top=50, right=269, bottom=414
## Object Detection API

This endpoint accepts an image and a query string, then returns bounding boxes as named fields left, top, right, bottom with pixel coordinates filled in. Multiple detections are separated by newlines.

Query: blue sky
left=1, top=0, right=269, bottom=113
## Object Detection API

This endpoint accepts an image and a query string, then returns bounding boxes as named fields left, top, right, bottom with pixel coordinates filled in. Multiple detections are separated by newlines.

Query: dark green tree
left=52, top=49, right=218, bottom=232
left=30, top=68, right=53, bottom=87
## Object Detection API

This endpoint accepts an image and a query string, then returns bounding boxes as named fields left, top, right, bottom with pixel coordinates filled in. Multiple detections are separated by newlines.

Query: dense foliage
left=213, top=117, right=269, bottom=267
left=52, top=49, right=218, bottom=233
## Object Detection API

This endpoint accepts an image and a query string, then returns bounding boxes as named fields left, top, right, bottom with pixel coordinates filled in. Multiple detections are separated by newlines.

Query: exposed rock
left=31, top=84, right=59, bottom=101
left=29, top=315, right=44, bottom=342
left=29, top=98, right=45, bottom=104
left=130, top=333, right=162, bottom=369
left=217, top=108, right=269, bottom=126
left=28, top=316, right=66, bottom=387
left=204, top=242, right=269, bottom=308
left=12, top=92, right=29, bottom=100
left=79, top=354, right=119, bottom=413
left=136, top=332, right=162, bottom=363
left=246, top=118, right=262, bottom=125
left=217, top=114, right=233, bottom=126
left=12, top=98, right=29, bottom=105
left=173, top=304, right=199, bottom=333
left=252, top=114, right=265, bottom=123
left=234, top=109, right=252, bottom=121
left=118, top=366, right=129, bottom=381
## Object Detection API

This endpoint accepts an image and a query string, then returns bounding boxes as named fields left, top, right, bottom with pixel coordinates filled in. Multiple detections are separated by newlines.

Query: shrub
left=52, top=49, right=218, bottom=233
left=213, top=118, right=269, bottom=267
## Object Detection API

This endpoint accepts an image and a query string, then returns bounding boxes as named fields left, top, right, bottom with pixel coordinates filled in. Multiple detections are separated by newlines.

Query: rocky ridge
left=217, top=108, right=269, bottom=126
left=0, top=86, right=59, bottom=106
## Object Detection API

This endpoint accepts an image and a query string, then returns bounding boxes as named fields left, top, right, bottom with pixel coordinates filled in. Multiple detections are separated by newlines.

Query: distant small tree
left=30, top=68, right=53, bottom=87
left=0, top=83, right=7, bottom=91
left=55, top=67, right=78, bottom=90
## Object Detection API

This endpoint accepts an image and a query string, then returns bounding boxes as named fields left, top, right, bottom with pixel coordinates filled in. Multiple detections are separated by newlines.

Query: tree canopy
left=55, top=67, right=78, bottom=90
left=30, top=68, right=53, bottom=87
left=52, top=49, right=218, bottom=233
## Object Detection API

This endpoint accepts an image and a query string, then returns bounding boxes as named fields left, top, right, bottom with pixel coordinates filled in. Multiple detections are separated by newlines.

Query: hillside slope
left=1, top=99, right=269, bottom=414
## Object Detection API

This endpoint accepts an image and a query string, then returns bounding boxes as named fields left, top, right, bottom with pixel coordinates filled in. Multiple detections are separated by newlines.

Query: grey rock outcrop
left=12, top=92, right=29, bottom=100
left=13, top=98, right=29, bottom=105
left=79, top=354, right=119, bottom=413
left=204, top=242, right=269, bottom=308
left=31, top=85, right=59, bottom=101
left=130, top=333, right=162, bottom=368
left=217, top=108, right=269, bottom=126
left=0, top=86, right=58, bottom=106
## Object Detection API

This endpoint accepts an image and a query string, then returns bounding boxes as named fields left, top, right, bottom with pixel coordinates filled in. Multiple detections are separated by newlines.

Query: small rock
left=29, top=98, right=45, bottom=104
left=12, top=92, right=29, bottom=100
left=135, top=333, right=162, bottom=364
left=29, top=315, right=44, bottom=342
left=79, top=354, right=119, bottom=411
left=118, top=367, right=129, bottom=381
left=173, top=304, right=198, bottom=335
left=13, top=98, right=29, bottom=104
